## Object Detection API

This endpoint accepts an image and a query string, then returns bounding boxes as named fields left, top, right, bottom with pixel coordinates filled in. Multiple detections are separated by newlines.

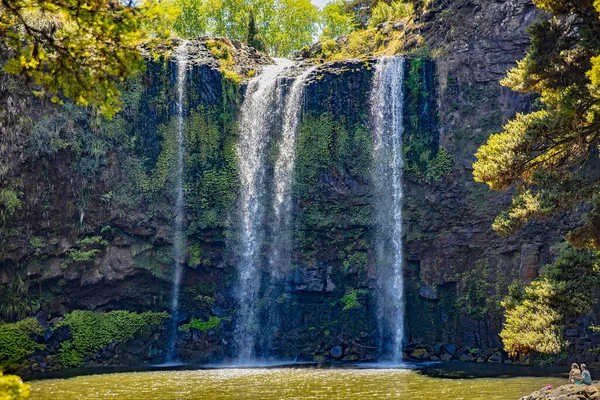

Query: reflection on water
left=30, top=368, right=564, bottom=400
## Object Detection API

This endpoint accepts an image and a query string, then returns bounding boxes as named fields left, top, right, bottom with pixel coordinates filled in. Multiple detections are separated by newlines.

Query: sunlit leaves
left=501, top=248, right=600, bottom=357
left=320, top=0, right=356, bottom=40
left=166, top=0, right=320, bottom=56
left=472, top=0, right=600, bottom=245
left=0, top=0, right=173, bottom=117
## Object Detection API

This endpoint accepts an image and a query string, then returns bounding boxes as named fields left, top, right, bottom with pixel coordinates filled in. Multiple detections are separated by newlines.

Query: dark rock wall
left=1, top=0, right=590, bottom=371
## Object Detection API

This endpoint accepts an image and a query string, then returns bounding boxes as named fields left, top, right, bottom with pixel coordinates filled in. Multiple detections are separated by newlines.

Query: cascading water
left=234, top=59, right=293, bottom=363
left=269, top=66, right=316, bottom=277
left=370, top=56, right=406, bottom=363
left=167, top=41, right=188, bottom=362
left=255, top=65, right=317, bottom=359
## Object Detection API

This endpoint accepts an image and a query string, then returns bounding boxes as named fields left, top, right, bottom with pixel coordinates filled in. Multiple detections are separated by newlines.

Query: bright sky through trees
left=311, top=0, right=330, bottom=8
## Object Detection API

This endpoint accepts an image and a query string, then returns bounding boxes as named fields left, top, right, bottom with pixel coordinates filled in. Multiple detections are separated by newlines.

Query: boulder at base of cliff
left=520, top=384, right=600, bottom=400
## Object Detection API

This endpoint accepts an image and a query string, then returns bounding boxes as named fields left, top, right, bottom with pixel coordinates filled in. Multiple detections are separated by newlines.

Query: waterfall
left=234, top=59, right=293, bottom=362
left=167, top=41, right=188, bottom=362
left=370, top=56, right=406, bottom=363
left=270, top=66, right=316, bottom=277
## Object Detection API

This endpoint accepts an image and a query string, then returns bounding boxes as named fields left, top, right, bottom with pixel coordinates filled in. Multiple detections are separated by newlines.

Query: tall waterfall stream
left=167, top=41, right=188, bottom=362
left=371, top=56, right=406, bottom=362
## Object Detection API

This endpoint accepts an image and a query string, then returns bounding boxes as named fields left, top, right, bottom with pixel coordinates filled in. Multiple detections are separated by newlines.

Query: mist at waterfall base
left=163, top=53, right=407, bottom=365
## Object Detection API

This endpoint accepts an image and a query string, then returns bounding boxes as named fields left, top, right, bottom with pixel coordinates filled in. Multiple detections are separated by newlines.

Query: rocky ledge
left=520, top=384, right=600, bottom=400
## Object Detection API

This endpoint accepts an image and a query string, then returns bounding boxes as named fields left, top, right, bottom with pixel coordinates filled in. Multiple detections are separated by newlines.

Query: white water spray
left=269, top=66, right=317, bottom=276
left=167, top=41, right=188, bottom=362
left=370, top=56, right=406, bottom=363
left=234, top=59, right=293, bottom=362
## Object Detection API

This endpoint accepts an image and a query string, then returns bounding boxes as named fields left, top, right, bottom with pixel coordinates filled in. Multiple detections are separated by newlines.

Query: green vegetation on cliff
left=500, top=248, right=600, bottom=357
left=0, top=318, right=45, bottom=368
left=178, top=316, right=223, bottom=333
left=56, top=310, right=168, bottom=367
left=404, top=57, right=452, bottom=183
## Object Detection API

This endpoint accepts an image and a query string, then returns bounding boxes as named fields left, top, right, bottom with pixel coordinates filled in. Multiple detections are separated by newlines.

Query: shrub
left=500, top=248, right=600, bottom=357
left=369, top=1, right=414, bottom=27
left=341, top=289, right=368, bottom=310
left=0, top=318, right=45, bottom=367
left=0, top=372, right=30, bottom=400
left=178, top=316, right=222, bottom=333
left=56, top=310, right=169, bottom=367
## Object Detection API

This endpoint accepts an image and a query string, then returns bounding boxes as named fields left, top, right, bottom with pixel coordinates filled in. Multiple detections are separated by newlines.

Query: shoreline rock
left=520, top=384, right=600, bottom=400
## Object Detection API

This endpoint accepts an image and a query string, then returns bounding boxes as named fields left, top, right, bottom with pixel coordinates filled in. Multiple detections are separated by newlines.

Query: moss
left=0, top=273, right=32, bottom=322
left=184, top=106, right=239, bottom=231
left=178, top=316, right=222, bottom=333
left=56, top=310, right=168, bottom=367
left=0, top=318, right=46, bottom=367
left=403, top=57, right=452, bottom=183
left=457, top=259, right=490, bottom=320
left=341, top=251, right=368, bottom=273
left=341, top=289, right=368, bottom=310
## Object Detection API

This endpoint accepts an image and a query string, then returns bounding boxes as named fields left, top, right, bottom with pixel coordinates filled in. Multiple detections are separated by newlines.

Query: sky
left=311, top=0, right=330, bottom=8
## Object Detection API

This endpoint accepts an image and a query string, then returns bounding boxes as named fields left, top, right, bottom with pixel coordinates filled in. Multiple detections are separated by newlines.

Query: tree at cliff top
left=246, top=8, right=267, bottom=52
left=473, top=0, right=600, bottom=357
left=473, top=0, right=600, bottom=249
left=0, top=0, right=175, bottom=118
left=166, top=0, right=319, bottom=56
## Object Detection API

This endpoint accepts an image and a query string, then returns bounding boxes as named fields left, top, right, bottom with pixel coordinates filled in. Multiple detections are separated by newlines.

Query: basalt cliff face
left=1, top=0, right=596, bottom=374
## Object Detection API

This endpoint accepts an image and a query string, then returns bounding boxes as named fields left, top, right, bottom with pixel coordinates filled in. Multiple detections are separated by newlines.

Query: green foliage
left=63, top=235, right=108, bottom=268
left=0, top=372, right=30, bottom=400
left=500, top=248, right=600, bottom=357
left=473, top=0, right=600, bottom=246
left=184, top=106, right=239, bottom=231
left=56, top=310, right=168, bottom=367
left=320, top=0, right=356, bottom=40
left=368, top=0, right=413, bottom=27
left=457, top=260, right=490, bottom=320
left=0, top=189, right=21, bottom=227
left=341, top=288, right=368, bottom=310
left=340, top=249, right=368, bottom=273
left=403, top=57, right=451, bottom=183
left=294, top=113, right=371, bottom=199
left=0, top=274, right=32, bottom=322
left=246, top=9, right=267, bottom=52
left=0, top=318, right=45, bottom=367
left=187, top=242, right=208, bottom=268
left=0, top=0, right=173, bottom=117
left=178, top=316, right=222, bottom=333
left=166, top=0, right=320, bottom=56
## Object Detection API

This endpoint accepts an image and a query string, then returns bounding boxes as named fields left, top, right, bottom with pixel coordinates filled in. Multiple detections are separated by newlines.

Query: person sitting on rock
left=569, top=363, right=584, bottom=384
left=581, top=364, right=592, bottom=385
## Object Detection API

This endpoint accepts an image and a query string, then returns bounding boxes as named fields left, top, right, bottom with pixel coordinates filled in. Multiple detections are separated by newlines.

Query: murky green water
left=29, top=368, right=565, bottom=399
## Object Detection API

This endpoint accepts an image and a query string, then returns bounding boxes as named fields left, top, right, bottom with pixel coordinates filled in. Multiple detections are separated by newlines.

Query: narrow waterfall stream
left=234, top=59, right=293, bottom=362
left=270, top=65, right=316, bottom=277
left=370, top=56, right=406, bottom=363
left=167, top=41, right=188, bottom=362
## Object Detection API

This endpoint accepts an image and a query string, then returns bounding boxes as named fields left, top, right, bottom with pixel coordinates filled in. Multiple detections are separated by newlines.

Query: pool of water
left=30, top=367, right=565, bottom=400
